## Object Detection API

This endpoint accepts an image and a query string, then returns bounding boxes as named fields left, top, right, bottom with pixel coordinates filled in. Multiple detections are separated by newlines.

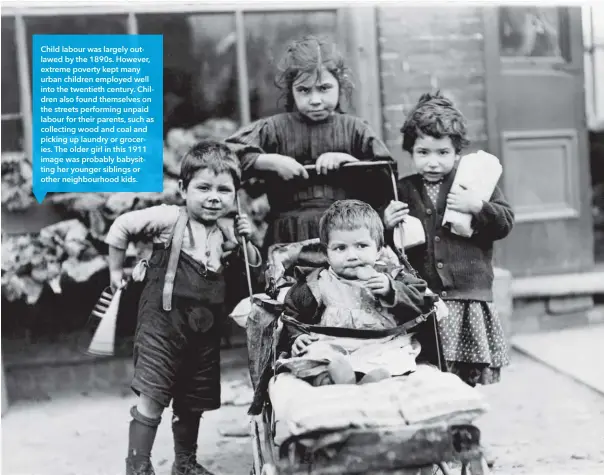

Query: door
left=484, top=6, right=594, bottom=277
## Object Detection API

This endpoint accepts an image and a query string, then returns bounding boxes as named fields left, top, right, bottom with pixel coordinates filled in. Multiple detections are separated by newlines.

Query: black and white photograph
left=1, top=1, right=604, bottom=474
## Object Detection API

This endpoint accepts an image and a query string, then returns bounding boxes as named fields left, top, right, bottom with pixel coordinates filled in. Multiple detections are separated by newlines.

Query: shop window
left=244, top=10, right=339, bottom=120
left=1, top=120, right=24, bottom=153
left=137, top=13, right=240, bottom=135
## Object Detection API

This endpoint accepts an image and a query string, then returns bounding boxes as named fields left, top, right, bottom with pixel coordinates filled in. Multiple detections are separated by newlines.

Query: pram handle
left=302, top=160, right=395, bottom=171
left=302, top=160, right=400, bottom=202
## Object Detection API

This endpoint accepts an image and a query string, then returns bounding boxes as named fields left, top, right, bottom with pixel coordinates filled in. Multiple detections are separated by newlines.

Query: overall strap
left=163, top=207, right=189, bottom=312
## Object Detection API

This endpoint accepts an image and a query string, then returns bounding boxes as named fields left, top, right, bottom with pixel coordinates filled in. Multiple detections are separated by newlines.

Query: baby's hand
left=315, top=152, right=358, bottom=175
left=384, top=200, right=409, bottom=230
left=235, top=213, right=252, bottom=242
left=292, top=334, right=319, bottom=356
left=363, top=272, right=392, bottom=297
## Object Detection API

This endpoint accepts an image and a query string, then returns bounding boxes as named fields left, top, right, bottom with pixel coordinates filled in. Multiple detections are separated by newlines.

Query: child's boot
left=171, top=411, right=215, bottom=475
left=126, top=406, right=161, bottom=475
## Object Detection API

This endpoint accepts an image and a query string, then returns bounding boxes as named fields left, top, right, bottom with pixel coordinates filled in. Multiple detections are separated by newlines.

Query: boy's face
left=179, top=168, right=236, bottom=223
left=412, top=135, right=459, bottom=182
left=326, top=227, right=379, bottom=280
left=292, top=67, right=340, bottom=122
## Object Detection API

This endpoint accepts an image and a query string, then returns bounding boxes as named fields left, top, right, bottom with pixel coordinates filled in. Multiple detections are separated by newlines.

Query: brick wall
left=376, top=6, right=489, bottom=176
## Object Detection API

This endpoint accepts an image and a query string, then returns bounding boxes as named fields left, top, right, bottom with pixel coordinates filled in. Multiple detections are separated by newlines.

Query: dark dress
left=226, top=112, right=395, bottom=253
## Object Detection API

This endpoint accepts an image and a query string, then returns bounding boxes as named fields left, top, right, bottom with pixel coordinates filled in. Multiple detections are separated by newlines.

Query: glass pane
left=137, top=13, right=239, bottom=136
left=2, top=17, right=20, bottom=115
left=499, top=7, right=567, bottom=60
left=245, top=11, right=339, bottom=120
left=1, top=119, right=24, bottom=152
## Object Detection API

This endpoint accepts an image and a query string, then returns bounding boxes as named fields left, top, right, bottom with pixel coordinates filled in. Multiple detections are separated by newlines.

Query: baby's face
left=326, top=227, right=379, bottom=280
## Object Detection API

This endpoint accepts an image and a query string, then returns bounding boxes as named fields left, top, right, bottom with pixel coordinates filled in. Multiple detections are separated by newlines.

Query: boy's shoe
left=126, top=457, right=156, bottom=475
left=171, top=454, right=215, bottom=475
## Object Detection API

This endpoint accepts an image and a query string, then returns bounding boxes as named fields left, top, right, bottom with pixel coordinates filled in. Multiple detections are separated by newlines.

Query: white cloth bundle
left=229, top=288, right=290, bottom=328
left=393, top=215, right=426, bottom=250
left=442, top=151, right=502, bottom=238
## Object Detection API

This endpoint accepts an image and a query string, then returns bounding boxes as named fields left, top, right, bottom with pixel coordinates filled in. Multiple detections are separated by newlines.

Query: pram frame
left=245, top=161, right=490, bottom=475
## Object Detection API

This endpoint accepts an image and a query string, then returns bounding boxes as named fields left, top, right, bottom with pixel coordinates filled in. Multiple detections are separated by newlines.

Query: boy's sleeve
left=280, top=281, right=321, bottom=354
left=472, top=185, right=515, bottom=241
left=104, top=204, right=179, bottom=250
left=224, top=118, right=278, bottom=174
left=381, top=268, right=434, bottom=322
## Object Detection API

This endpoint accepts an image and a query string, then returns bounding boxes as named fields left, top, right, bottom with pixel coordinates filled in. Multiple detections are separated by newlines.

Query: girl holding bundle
left=383, top=92, right=515, bottom=466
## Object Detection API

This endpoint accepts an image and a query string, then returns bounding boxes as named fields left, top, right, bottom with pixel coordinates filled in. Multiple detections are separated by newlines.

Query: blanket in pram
left=269, top=364, right=489, bottom=446
left=275, top=332, right=421, bottom=382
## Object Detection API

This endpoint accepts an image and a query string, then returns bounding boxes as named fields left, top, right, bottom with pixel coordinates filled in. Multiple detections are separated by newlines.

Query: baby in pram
left=277, top=199, right=445, bottom=386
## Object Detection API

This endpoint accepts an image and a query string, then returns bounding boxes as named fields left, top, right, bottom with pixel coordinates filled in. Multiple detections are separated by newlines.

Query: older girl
left=226, top=35, right=394, bottom=254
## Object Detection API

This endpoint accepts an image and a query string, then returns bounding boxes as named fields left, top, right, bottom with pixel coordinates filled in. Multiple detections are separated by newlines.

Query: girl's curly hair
left=400, top=91, right=470, bottom=154
left=275, top=35, right=354, bottom=112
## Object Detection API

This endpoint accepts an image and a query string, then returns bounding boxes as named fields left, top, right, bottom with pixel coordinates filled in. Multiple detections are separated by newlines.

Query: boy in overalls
left=105, top=140, right=261, bottom=475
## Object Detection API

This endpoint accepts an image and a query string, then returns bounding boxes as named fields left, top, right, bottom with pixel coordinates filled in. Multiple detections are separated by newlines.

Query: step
left=511, top=269, right=604, bottom=298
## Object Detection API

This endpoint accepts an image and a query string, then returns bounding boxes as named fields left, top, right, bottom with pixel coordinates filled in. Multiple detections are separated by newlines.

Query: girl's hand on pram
left=315, top=152, right=358, bottom=175
left=256, top=153, right=309, bottom=180
left=292, top=334, right=320, bottom=356
left=384, top=200, right=409, bottom=230
left=363, top=273, right=392, bottom=297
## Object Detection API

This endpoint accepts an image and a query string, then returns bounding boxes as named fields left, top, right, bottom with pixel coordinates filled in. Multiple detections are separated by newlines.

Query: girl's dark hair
left=319, top=199, right=384, bottom=249
left=180, top=140, right=241, bottom=190
left=275, top=35, right=354, bottom=112
left=400, top=91, right=470, bottom=154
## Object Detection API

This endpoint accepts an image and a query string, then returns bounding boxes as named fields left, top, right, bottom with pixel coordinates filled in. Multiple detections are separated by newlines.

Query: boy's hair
left=400, top=91, right=470, bottom=154
left=319, top=200, right=384, bottom=248
left=275, top=35, right=354, bottom=113
left=180, top=140, right=242, bottom=190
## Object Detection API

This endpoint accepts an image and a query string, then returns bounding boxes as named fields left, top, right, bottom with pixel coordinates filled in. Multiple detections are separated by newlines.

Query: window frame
left=583, top=6, right=604, bottom=131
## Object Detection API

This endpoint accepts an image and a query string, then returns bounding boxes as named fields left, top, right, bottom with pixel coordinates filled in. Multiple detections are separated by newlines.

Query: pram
left=234, top=162, right=491, bottom=475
